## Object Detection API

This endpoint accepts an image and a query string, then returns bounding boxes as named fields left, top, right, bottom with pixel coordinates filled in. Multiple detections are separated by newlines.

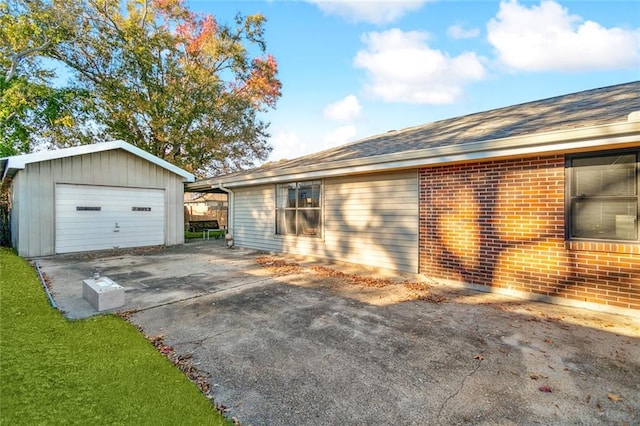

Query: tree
left=0, top=0, right=88, bottom=156
left=52, top=0, right=282, bottom=176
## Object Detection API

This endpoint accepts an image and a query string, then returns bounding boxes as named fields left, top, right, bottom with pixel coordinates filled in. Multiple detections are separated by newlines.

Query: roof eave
left=210, top=120, right=640, bottom=188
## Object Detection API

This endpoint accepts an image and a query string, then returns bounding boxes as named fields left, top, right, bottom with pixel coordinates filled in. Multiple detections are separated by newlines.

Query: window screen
left=568, top=151, right=638, bottom=241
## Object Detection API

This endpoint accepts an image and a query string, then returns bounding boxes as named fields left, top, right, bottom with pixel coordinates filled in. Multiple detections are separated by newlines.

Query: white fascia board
left=217, top=121, right=640, bottom=188
left=1, top=140, right=195, bottom=182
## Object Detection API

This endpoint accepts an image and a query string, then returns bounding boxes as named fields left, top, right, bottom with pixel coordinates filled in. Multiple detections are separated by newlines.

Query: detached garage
left=1, top=141, right=194, bottom=257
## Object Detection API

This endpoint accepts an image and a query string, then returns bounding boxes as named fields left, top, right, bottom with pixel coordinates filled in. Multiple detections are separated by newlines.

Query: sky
left=187, top=1, right=638, bottom=162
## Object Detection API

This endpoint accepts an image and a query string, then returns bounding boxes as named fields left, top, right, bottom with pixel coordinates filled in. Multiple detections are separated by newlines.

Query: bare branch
left=140, top=0, right=148, bottom=28
left=5, top=39, right=51, bottom=82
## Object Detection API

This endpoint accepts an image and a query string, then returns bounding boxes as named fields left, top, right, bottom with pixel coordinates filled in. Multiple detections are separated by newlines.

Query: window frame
left=565, top=148, right=639, bottom=243
left=275, top=180, right=323, bottom=238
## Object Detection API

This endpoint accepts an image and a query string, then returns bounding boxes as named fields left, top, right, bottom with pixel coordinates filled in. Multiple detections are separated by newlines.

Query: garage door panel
left=55, top=184, right=165, bottom=253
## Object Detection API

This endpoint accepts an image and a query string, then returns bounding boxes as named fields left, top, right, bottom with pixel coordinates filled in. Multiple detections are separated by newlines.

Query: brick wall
left=419, top=155, right=640, bottom=311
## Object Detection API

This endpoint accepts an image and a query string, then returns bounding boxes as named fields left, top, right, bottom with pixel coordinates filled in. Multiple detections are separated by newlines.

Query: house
left=1, top=140, right=194, bottom=257
left=188, top=81, right=640, bottom=314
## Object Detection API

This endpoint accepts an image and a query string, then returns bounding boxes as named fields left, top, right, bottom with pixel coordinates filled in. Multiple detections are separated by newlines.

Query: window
left=567, top=150, right=638, bottom=241
left=276, top=180, right=322, bottom=237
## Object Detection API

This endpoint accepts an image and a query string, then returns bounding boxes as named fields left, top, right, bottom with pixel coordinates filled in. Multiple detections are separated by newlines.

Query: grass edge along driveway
left=0, top=248, right=229, bottom=425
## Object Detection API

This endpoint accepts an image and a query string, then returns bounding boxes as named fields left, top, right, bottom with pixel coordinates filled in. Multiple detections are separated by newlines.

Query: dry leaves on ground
left=255, top=256, right=302, bottom=275
left=310, top=266, right=393, bottom=288
left=256, top=257, right=446, bottom=303
left=118, top=312, right=214, bottom=401
left=607, top=393, right=623, bottom=402
left=148, top=334, right=211, bottom=395
left=413, top=293, right=448, bottom=303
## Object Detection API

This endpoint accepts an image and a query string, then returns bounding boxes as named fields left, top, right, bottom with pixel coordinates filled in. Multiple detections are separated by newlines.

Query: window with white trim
left=276, top=180, right=322, bottom=237
left=567, top=150, right=638, bottom=241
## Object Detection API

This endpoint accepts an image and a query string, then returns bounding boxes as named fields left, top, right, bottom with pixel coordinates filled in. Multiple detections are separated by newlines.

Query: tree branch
left=5, top=39, right=52, bottom=82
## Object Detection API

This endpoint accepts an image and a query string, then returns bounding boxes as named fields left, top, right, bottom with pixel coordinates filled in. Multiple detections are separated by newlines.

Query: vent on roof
left=628, top=111, right=640, bottom=122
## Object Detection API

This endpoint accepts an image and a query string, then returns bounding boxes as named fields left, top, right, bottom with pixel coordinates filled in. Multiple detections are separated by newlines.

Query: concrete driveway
left=39, top=241, right=640, bottom=425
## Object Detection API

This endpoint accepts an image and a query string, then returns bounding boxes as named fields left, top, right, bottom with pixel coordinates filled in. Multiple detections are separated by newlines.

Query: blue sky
left=192, top=1, right=638, bottom=161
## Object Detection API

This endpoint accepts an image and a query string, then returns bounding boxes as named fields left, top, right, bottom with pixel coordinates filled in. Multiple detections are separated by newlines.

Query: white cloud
left=487, top=0, right=640, bottom=72
left=447, top=24, right=480, bottom=40
left=268, top=130, right=308, bottom=161
left=323, top=95, right=362, bottom=122
left=305, top=0, right=429, bottom=25
left=323, top=125, right=357, bottom=149
left=353, top=29, right=487, bottom=104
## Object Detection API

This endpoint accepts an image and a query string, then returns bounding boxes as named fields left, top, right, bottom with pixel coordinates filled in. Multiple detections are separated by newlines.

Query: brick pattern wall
left=419, top=155, right=640, bottom=311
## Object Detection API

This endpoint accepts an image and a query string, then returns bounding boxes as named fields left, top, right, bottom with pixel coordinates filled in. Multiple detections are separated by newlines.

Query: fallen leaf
left=607, top=393, right=623, bottom=402
left=538, top=386, right=552, bottom=393
left=416, top=293, right=448, bottom=303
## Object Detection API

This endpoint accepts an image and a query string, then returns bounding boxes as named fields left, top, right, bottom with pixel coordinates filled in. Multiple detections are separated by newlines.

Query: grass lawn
left=0, top=247, right=229, bottom=425
left=185, top=230, right=204, bottom=239
left=185, top=230, right=225, bottom=240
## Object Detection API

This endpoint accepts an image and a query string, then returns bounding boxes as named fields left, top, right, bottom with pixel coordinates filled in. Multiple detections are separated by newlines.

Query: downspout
left=216, top=182, right=234, bottom=248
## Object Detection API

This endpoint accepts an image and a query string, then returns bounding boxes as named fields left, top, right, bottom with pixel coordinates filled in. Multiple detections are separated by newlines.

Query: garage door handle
left=114, top=222, right=120, bottom=232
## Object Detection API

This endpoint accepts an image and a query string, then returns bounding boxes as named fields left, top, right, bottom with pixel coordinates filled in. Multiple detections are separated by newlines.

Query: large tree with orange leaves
left=51, top=0, right=281, bottom=176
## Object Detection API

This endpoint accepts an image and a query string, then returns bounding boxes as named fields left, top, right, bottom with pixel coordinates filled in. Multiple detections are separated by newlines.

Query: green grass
left=185, top=230, right=204, bottom=239
left=0, top=248, right=230, bottom=425
left=185, top=230, right=225, bottom=240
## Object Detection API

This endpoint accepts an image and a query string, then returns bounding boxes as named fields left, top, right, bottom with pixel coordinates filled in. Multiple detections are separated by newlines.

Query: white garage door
left=55, top=184, right=165, bottom=253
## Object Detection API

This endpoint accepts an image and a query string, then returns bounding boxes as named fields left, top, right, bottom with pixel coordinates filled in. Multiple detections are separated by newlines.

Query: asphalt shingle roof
left=207, top=81, right=639, bottom=183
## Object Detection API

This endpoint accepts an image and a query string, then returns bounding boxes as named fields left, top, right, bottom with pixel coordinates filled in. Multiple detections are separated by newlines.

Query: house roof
left=1, top=140, right=195, bottom=183
left=189, top=81, right=640, bottom=191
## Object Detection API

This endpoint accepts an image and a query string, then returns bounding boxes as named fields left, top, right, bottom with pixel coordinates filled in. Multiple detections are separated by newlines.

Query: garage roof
left=1, top=140, right=195, bottom=183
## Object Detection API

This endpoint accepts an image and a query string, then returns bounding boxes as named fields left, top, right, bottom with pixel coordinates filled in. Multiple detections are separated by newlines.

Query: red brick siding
left=419, top=155, right=640, bottom=311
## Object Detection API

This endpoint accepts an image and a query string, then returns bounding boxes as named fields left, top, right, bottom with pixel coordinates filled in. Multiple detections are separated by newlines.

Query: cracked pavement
left=40, top=240, right=640, bottom=425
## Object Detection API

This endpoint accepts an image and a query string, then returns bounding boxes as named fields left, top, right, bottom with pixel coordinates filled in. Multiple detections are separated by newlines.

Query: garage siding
left=12, top=149, right=185, bottom=257
left=232, top=170, right=419, bottom=273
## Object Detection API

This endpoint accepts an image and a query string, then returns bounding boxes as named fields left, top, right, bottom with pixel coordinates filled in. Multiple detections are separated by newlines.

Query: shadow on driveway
left=38, top=241, right=640, bottom=425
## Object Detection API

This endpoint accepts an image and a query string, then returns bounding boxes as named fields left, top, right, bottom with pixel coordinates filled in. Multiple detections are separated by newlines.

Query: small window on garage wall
left=566, top=149, right=639, bottom=242
left=275, top=180, right=322, bottom=237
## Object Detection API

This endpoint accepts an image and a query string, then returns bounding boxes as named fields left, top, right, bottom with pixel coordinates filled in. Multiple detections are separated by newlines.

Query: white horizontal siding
left=232, top=170, right=419, bottom=273
left=323, top=171, right=419, bottom=272
left=233, top=186, right=282, bottom=252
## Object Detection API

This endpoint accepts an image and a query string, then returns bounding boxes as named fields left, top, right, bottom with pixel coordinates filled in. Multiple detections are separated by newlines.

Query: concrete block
left=82, top=276, right=124, bottom=311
